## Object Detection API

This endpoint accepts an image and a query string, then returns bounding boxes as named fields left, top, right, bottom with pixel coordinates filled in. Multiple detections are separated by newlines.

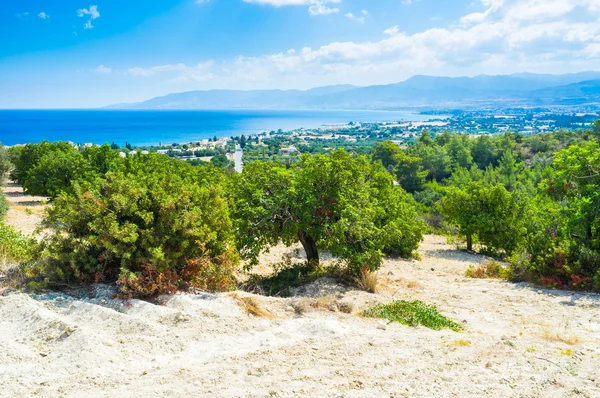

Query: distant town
left=12, top=108, right=598, bottom=172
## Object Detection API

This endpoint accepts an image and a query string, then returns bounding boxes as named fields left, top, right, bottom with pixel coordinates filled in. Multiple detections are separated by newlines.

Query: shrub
left=243, top=257, right=335, bottom=297
left=0, top=145, right=12, bottom=185
left=0, top=224, right=35, bottom=268
left=465, top=259, right=509, bottom=279
left=36, top=154, right=238, bottom=297
left=0, top=191, right=8, bottom=222
left=363, top=300, right=463, bottom=331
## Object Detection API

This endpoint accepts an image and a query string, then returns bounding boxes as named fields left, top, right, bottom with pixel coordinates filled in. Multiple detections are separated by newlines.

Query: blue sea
left=0, top=109, right=434, bottom=146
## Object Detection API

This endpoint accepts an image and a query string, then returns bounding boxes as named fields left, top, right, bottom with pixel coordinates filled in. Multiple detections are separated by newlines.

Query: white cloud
left=383, top=26, right=399, bottom=36
left=95, top=65, right=112, bottom=74
left=38, top=12, right=49, bottom=19
left=345, top=13, right=365, bottom=24
left=243, top=0, right=340, bottom=16
left=77, top=5, right=100, bottom=29
left=129, top=62, right=215, bottom=82
left=122, top=0, right=600, bottom=89
left=77, top=5, right=100, bottom=19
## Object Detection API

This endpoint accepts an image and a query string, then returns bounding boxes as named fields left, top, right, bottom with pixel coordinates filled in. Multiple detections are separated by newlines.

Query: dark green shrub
left=37, top=154, right=238, bottom=297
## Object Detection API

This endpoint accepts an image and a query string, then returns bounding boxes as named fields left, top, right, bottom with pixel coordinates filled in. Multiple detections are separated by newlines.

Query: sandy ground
left=2, top=182, right=46, bottom=237
left=1, top=234, right=600, bottom=397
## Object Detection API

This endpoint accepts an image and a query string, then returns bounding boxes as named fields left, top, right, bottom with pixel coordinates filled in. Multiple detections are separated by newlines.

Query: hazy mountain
left=107, top=73, right=600, bottom=110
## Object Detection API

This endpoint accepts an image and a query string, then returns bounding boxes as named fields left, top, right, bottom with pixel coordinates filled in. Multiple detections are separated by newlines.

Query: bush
left=0, top=224, right=35, bottom=267
left=465, top=259, right=509, bottom=279
left=36, top=154, right=238, bottom=297
left=0, top=145, right=12, bottom=185
left=0, top=192, right=8, bottom=222
left=363, top=300, right=463, bottom=331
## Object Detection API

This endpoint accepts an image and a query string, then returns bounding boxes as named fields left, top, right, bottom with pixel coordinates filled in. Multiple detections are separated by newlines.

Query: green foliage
left=372, top=140, right=402, bottom=171
left=233, top=150, right=423, bottom=275
left=396, top=153, right=427, bottom=193
left=24, top=149, right=91, bottom=197
left=8, top=142, right=124, bottom=198
left=440, top=182, right=523, bottom=254
left=244, top=257, right=336, bottom=297
left=363, top=300, right=463, bottom=331
left=211, top=154, right=232, bottom=168
left=36, top=154, right=238, bottom=297
left=0, top=224, right=35, bottom=266
left=0, top=191, right=8, bottom=222
left=0, top=145, right=12, bottom=185
left=465, top=259, right=509, bottom=279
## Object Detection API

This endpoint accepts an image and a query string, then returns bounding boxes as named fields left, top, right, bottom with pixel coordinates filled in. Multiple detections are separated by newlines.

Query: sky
left=1, top=0, right=600, bottom=108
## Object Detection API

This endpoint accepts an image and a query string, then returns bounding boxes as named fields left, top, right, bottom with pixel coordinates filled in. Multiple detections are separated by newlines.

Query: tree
left=23, top=148, right=92, bottom=198
left=471, top=135, right=498, bottom=169
left=440, top=182, right=523, bottom=253
left=232, top=150, right=423, bottom=274
left=211, top=154, right=231, bottom=168
left=0, top=145, right=12, bottom=185
left=372, top=140, right=402, bottom=171
left=395, top=153, right=427, bottom=193
left=9, top=141, right=74, bottom=184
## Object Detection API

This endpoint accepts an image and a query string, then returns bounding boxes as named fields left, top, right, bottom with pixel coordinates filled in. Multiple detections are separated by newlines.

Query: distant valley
left=107, top=72, right=600, bottom=110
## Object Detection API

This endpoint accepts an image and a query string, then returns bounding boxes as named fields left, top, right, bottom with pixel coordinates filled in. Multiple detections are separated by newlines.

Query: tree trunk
left=298, top=232, right=319, bottom=266
left=466, top=235, right=473, bottom=251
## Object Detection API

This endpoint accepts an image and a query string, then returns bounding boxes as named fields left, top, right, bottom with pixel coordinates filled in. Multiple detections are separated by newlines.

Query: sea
left=0, top=109, right=435, bottom=147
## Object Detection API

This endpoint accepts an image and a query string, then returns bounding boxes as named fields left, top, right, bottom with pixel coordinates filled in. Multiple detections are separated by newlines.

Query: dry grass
left=541, top=329, right=581, bottom=346
left=231, top=294, right=277, bottom=319
left=397, top=277, right=423, bottom=289
left=357, top=266, right=379, bottom=293
left=452, top=339, right=471, bottom=347
left=465, top=259, right=509, bottom=279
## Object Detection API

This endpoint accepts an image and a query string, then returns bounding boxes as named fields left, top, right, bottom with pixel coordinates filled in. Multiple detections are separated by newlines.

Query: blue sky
left=1, top=0, right=600, bottom=108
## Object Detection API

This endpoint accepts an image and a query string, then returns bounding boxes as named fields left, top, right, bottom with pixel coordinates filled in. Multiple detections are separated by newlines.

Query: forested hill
left=108, top=72, right=600, bottom=110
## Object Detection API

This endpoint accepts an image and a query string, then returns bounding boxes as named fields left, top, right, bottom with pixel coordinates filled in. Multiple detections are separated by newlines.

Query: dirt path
left=2, top=182, right=46, bottom=236
left=1, top=236, right=599, bottom=397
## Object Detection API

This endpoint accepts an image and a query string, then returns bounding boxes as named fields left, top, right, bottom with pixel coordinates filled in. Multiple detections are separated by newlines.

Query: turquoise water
left=0, top=109, right=433, bottom=146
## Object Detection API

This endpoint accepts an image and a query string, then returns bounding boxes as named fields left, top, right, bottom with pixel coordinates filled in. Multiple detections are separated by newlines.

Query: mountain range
left=107, top=72, right=600, bottom=110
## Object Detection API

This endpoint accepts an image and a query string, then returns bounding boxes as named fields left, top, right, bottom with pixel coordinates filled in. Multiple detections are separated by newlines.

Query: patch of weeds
left=243, top=257, right=342, bottom=297
left=465, top=259, right=510, bottom=279
left=356, top=265, right=378, bottom=293
left=452, top=339, right=471, bottom=347
left=362, top=300, right=464, bottom=332
left=526, top=347, right=536, bottom=353
left=561, top=348, right=574, bottom=356
left=231, top=293, right=277, bottom=319
left=542, top=330, right=580, bottom=346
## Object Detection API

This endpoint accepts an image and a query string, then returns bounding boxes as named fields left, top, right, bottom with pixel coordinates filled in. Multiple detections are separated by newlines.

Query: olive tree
left=232, top=150, right=423, bottom=274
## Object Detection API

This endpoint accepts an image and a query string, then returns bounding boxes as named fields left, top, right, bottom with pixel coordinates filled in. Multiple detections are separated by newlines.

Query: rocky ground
left=1, top=184, right=599, bottom=397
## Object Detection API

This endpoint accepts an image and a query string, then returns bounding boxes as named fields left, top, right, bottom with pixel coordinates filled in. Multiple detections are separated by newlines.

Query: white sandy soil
left=1, top=235, right=600, bottom=397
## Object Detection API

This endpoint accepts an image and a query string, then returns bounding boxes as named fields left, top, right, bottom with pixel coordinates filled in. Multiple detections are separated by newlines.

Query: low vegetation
left=465, top=259, right=509, bottom=279
left=2, top=120, right=600, bottom=297
left=363, top=300, right=463, bottom=332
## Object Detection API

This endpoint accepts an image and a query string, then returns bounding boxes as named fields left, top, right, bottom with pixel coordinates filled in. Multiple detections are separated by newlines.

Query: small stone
left=377, top=323, right=387, bottom=330
left=311, top=346, right=319, bottom=350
